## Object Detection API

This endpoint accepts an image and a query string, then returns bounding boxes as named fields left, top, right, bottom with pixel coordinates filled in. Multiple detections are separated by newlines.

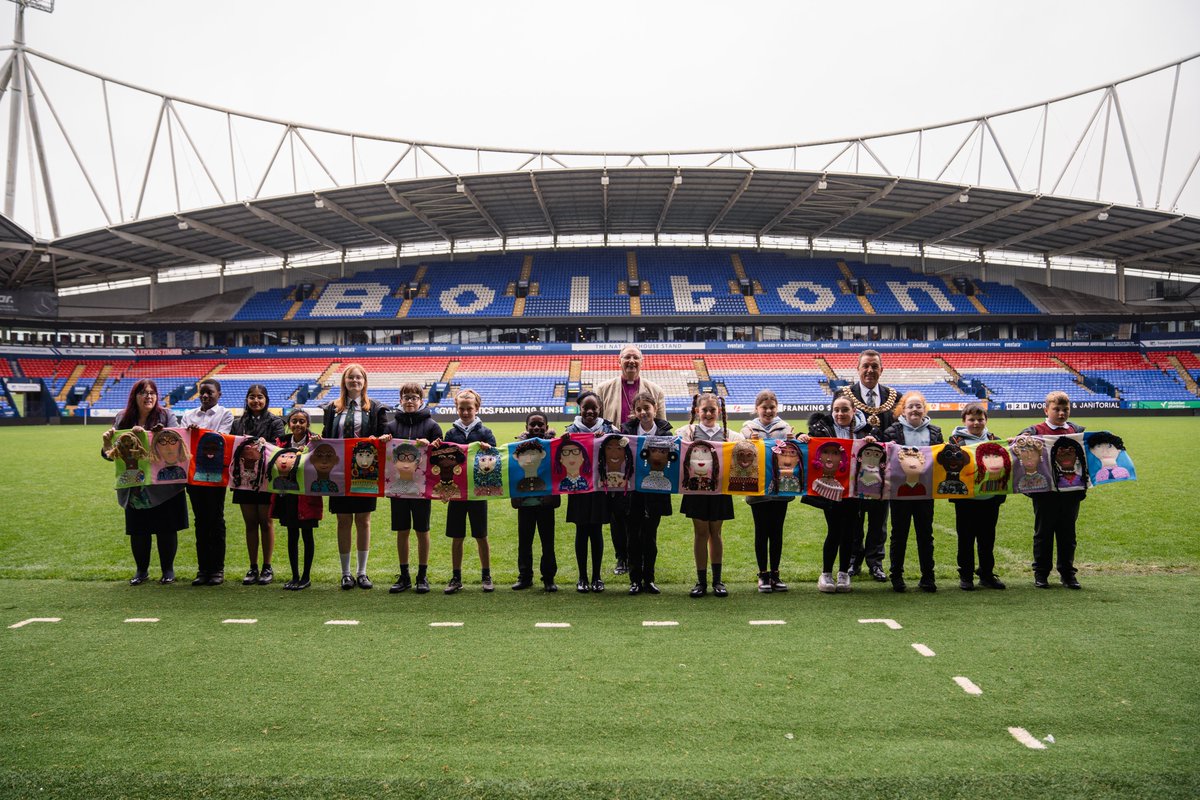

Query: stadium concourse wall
left=3, top=336, right=1198, bottom=424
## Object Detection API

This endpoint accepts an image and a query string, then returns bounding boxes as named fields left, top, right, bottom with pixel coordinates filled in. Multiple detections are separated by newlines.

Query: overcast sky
left=1, top=0, right=1198, bottom=235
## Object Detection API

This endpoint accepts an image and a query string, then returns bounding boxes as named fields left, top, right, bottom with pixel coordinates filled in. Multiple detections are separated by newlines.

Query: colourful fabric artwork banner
left=189, top=430, right=240, bottom=487
left=766, top=439, right=807, bottom=497
left=110, top=432, right=1136, bottom=500
left=551, top=434, right=596, bottom=495
left=634, top=435, right=680, bottom=494
left=467, top=442, right=507, bottom=498
left=808, top=437, right=852, bottom=502
left=112, top=429, right=151, bottom=489
left=385, top=439, right=430, bottom=498
left=595, top=433, right=636, bottom=493
left=725, top=439, right=767, bottom=496
left=1084, top=431, right=1136, bottom=486
left=509, top=437, right=554, bottom=497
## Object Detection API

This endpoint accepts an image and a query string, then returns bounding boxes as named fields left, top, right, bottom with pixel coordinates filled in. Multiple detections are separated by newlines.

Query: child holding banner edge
left=947, top=402, right=1007, bottom=591
left=880, top=391, right=943, bottom=593
left=678, top=392, right=741, bottom=598
left=439, top=388, right=496, bottom=594
left=384, top=382, right=442, bottom=594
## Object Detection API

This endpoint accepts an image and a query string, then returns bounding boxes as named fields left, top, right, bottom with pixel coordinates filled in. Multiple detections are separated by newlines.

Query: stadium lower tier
left=5, top=344, right=1197, bottom=417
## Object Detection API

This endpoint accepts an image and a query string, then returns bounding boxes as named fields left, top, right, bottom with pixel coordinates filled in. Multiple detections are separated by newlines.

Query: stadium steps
left=1167, top=356, right=1200, bottom=395
left=1051, top=355, right=1086, bottom=382
left=83, top=365, right=115, bottom=405
left=397, top=265, right=429, bottom=318
left=626, top=251, right=642, bottom=315
left=814, top=356, right=839, bottom=381
left=512, top=256, right=534, bottom=316
left=188, top=363, right=226, bottom=400
left=967, top=295, right=989, bottom=314
left=730, top=254, right=759, bottom=315
left=837, top=260, right=877, bottom=314
left=440, top=360, right=461, bottom=384
left=568, top=358, right=583, bottom=383
left=935, top=357, right=962, bottom=381
left=693, top=357, right=710, bottom=380
left=55, top=363, right=87, bottom=403
left=554, top=383, right=565, bottom=398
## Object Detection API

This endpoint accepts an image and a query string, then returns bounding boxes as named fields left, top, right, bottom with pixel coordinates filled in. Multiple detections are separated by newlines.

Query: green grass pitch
left=1, top=417, right=1198, bottom=798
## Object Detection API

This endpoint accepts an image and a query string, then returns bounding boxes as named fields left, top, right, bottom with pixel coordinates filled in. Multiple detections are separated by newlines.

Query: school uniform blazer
left=321, top=400, right=390, bottom=439
left=230, top=410, right=286, bottom=441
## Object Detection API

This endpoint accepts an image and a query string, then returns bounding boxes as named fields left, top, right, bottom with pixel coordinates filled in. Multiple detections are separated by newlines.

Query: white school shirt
left=180, top=404, right=233, bottom=434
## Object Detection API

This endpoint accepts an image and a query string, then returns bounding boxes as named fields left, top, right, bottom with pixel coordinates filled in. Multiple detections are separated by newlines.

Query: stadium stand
left=230, top=251, right=1045, bottom=323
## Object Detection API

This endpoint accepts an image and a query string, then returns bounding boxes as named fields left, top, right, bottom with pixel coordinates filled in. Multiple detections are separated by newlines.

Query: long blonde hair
left=333, top=363, right=372, bottom=412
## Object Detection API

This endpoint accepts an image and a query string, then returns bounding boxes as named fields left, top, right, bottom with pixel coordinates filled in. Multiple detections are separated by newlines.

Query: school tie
left=343, top=401, right=356, bottom=439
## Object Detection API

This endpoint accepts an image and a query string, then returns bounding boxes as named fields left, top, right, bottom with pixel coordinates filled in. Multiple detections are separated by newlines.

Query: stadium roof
left=3, top=167, right=1196, bottom=289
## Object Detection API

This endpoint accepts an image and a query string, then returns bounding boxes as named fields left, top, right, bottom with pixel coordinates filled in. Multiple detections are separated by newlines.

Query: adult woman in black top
left=101, top=379, right=188, bottom=585
left=320, top=363, right=391, bottom=589
left=230, top=384, right=286, bottom=585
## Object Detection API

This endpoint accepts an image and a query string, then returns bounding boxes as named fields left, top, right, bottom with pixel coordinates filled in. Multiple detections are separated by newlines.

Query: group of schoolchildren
left=104, top=361, right=1089, bottom=597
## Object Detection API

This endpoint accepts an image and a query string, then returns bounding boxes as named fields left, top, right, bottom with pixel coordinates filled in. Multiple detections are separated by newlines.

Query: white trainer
left=836, top=571, right=852, bottom=592
left=818, top=572, right=836, bottom=593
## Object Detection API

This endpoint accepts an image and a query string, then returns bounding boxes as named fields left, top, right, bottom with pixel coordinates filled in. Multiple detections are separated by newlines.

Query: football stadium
left=1, top=3, right=1198, bottom=798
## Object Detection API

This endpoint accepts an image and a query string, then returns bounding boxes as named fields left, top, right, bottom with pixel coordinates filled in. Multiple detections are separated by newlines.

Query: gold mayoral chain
left=840, top=385, right=898, bottom=428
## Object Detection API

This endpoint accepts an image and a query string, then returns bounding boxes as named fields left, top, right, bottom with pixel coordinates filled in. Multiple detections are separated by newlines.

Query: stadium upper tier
left=6, top=343, right=1197, bottom=418
left=231, top=251, right=1041, bottom=322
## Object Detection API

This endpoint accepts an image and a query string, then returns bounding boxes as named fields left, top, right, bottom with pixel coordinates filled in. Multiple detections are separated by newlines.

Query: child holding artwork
left=619, top=391, right=673, bottom=594
left=1019, top=390, right=1086, bottom=589
left=800, top=394, right=877, bottom=593
left=230, top=384, right=286, bottom=586
left=565, top=391, right=615, bottom=593
left=741, top=389, right=794, bottom=593
left=678, top=393, right=741, bottom=598
left=270, top=408, right=322, bottom=590
left=880, top=391, right=943, bottom=592
left=440, top=388, right=496, bottom=594
left=510, top=413, right=560, bottom=592
left=384, top=382, right=442, bottom=594
left=320, top=363, right=392, bottom=590
left=180, top=378, right=233, bottom=586
left=947, top=402, right=1007, bottom=590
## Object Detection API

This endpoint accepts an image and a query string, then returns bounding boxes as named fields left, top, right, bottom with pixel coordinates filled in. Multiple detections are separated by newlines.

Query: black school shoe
left=543, top=581, right=558, bottom=593
left=511, top=577, right=534, bottom=591
left=1034, top=574, right=1050, bottom=589
left=129, top=572, right=150, bottom=586
left=390, top=575, right=412, bottom=593
left=242, top=568, right=259, bottom=586
left=1060, top=574, right=1082, bottom=590
left=979, top=574, right=1007, bottom=590
left=340, top=574, right=356, bottom=590
left=712, top=582, right=729, bottom=598
left=257, top=566, right=273, bottom=586
left=642, top=581, right=661, bottom=595
left=415, top=577, right=431, bottom=594
left=689, top=582, right=707, bottom=598
left=576, top=578, right=590, bottom=593
left=191, top=573, right=210, bottom=587
left=918, top=577, right=937, bottom=593
left=207, top=571, right=225, bottom=586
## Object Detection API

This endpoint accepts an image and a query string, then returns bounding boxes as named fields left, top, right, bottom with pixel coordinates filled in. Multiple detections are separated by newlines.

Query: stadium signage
left=1129, top=400, right=1200, bottom=409
left=3, top=380, right=40, bottom=392
left=0, top=289, right=57, bottom=318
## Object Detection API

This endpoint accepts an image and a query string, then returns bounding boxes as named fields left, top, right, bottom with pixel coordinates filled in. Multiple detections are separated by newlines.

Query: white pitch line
left=749, top=620, right=787, bottom=626
left=325, top=620, right=359, bottom=626
left=535, top=622, right=571, bottom=628
left=222, top=618, right=257, bottom=624
left=429, top=621, right=464, bottom=628
left=642, top=620, right=679, bottom=627
left=1008, top=727, right=1047, bottom=750
left=124, top=618, right=160, bottom=623
left=912, top=643, right=936, bottom=657
left=7, top=617, right=61, bottom=629
left=954, top=676, right=983, bottom=695
left=858, top=618, right=902, bottom=630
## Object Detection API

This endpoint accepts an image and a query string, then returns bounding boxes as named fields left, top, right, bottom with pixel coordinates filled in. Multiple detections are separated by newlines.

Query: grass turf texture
left=1, top=417, right=1198, bottom=797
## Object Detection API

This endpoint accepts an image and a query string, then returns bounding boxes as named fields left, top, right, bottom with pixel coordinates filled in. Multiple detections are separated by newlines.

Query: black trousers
left=889, top=500, right=935, bottom=580
left=953, top=499, right=1002, bottom=579
left=516, top=506, right=557, bottom=582
left=187, top=485, right=227, bottom=575
left=854, top=498, right=889, bottom=571
left=575, top=523, right=603, bottom=581
left=750, top=501, right=787, bottom=572
left=610, top=511, right=628, bottom=563
left=822, top=502, right=858, bottom=574
left=1031, top=493, right=1082, bottom=578
left=625, top=501, right=662, bottom=585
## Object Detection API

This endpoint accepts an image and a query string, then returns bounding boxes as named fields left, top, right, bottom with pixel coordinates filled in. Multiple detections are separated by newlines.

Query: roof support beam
left=108, top=228, right=215, bottom=264
left=385, top=184, right=453, bottom=243
left=457, top=180, right=504, bottom=239
left=45, top=245, right=154, bottom=273
left=529, top=173, right=556, bottom=237
left=925, top=197, right=1039, bottom=246
left=759, top=178, right=824, bottom=236
left=980, top=205, right=1113, bottom=251
left=1047, top=216, right=1183, bottom=258
left=176, top=215, right=287, bottom=259
left=706, top=171, right=753, bottom=236
left=314, top=193, right=401, bottom=247
left=656, top=171, right=682, bottom=235
left=1123, top=240, right=1200, bottom=262
left=5, top=248, right=39, bottom=288
left=866, top=189, right=965, bottom=242
left=811, top=179, right=899, bottom=239
left=243, top=202, right=343, bottom=252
